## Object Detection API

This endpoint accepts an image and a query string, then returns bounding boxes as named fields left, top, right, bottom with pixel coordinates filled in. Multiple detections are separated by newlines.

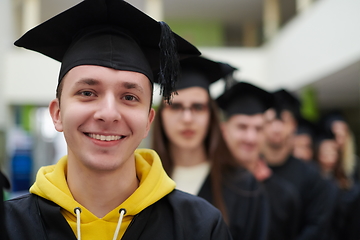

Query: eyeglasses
left=164, top=102, right=209, bottom=116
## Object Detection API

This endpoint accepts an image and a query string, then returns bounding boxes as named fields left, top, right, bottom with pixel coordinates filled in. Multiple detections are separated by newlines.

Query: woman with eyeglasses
left=152, top=56, right=269, bottom=240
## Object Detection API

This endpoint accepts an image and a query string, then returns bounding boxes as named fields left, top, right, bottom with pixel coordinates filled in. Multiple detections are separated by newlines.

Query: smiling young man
left=218, top=82, right=300, bottom=240
left=3, top=1, right=232, bottom=239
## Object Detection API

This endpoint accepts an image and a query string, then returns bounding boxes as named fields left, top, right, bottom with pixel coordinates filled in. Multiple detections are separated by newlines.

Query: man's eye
left=170, top=103, right=183, bottom=111
left=124, top=95, right=136, bottom=101
left=81, top=91, right=94, bottom=97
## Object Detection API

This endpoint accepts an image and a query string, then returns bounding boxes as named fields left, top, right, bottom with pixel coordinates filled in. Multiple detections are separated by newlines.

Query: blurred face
left=222, top=114, right=265, bottom=164
left=318, top=139, right=339, bottom=172
left=293, top=134, right=313, bottom=161
left=331, top=121, right=348, bottom=147
left=263, top=109, right=296, bottom=149
left=49, top=65, right=155, bottom=172
left=161, top=87, right=210, bottom=151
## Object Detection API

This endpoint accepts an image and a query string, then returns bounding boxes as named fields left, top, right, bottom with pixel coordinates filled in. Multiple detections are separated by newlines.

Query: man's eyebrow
left=74, top=79, right=144, bottom=93
left=122, top=81, right=144, bottom=93
left=75, top=78, right=100, bottom=86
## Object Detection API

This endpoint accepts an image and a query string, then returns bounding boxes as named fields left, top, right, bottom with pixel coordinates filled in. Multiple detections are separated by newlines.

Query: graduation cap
left=296, top=117, right=317, bottom=140
left=320, top=110, right=347, bottom=134
left=216, top=82, right=274, bottom=118
left=176, top=56, right=237, bottom=91
left=221, top=63, right=239, bottom=90
left=272, top=89, right=301, bottom=120
left=14, top=0, right=201, bottom=102
left=315, top=128, right=336, bottom=148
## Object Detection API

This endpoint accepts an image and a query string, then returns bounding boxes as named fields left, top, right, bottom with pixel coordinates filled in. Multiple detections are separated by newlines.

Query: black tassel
left=159, top=21, right=179, bottom=104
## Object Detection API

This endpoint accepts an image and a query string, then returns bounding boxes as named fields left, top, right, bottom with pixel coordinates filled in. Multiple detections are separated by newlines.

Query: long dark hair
left=152, top=94, right=238, bottom=223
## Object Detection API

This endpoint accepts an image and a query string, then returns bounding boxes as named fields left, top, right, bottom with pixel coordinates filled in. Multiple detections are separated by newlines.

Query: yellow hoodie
left=30, top=149, right=175, bottom=240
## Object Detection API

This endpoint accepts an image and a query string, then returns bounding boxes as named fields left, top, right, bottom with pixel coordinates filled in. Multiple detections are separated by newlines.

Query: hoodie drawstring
left=112, top=208, right=127, bottom=240
left=73, top=207, right=127, bottom=240
left=74, top=207, right=82, bottom=240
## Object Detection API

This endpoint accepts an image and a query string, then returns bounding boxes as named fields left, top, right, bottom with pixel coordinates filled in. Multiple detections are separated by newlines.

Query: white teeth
left=88, top=133, right=123, bottom=141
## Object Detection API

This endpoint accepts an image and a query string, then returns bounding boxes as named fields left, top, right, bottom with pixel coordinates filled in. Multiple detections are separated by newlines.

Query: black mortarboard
left=176, top=56, right=237, bottom=91
left=14, top=0, right=200, bottom=102
left=221, top=63, right=239, bottom=91
left=315, top=127, right=336, bottom=147
left=272, top=89, right=301, bottom=120
left=296, top=117, right=317, bottom=140
left=216, top=82, right=274, bottom=117
left=320, top=110, right=346, bottom=134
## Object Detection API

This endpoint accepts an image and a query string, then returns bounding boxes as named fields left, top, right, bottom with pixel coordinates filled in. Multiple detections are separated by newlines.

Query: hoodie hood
left=30, top=149, right=175, bottom=239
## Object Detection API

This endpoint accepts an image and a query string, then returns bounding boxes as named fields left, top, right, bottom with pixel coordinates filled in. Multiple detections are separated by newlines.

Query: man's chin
left=268, top=141, right=284, bottom=149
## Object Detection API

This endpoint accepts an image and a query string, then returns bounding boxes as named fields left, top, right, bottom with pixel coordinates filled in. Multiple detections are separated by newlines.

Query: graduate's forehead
left=227, top=113, right=265, bottom=125
left=63, top=65, right=153, bottom=93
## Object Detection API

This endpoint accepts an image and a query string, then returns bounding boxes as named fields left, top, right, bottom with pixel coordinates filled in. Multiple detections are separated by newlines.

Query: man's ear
left=49, top=99, right=63, bottom=132
left=143, top=108, right=156, bottom=138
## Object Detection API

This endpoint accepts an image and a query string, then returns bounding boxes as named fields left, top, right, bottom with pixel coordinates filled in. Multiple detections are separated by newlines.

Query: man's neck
left=170, top=145, right=207, bottom=167
left=67, top=157, right=139, bottom=218
left=239, top=157, right=272, bottom=182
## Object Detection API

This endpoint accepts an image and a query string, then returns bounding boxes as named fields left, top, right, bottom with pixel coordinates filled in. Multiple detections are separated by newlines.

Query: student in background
left=315, top=119, right=360, bottom=240
left=321, top=111, right=360, bottom=181
left=315, top=132, right=341, bottom=179
left=218, top=81, right=300, bottom=240
left=152, top=56, right=269, bottom=240
left=293, top=117, right=316, bottom=162
left=261, top=89, right=337, bottom=240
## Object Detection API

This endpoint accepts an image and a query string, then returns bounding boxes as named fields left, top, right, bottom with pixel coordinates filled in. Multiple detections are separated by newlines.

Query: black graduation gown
left=330, top=180, right=360, bottom=240
left=4, top=190, right=232, bottom=240
left=198, top=168, right=269, bottom=240
left=270, top=155, right=337, bottom=240
left=263, top=174, right=300, bottom=240
left=342, top=181, right=360, bottom=240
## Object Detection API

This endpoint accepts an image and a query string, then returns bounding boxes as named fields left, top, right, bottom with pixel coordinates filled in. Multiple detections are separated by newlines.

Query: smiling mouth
left=86, top=133, right=125, bottom=141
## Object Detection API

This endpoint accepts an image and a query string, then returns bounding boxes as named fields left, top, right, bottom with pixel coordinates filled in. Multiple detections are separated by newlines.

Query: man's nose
left=93, top=95, right=121, bottom=122
left=245, top=129, right=258, bottom=143
left=271, top=120, right=284, bottom=132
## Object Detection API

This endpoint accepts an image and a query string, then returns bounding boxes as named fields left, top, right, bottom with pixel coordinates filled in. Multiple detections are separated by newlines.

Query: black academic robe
left=329, top=180, right=360, bottom=240
left=341, top=181, right=360, bottom=240
left=263, top=174, right=300, bottom=240
left=198, top=168, right=269, bottom=240
left=270, top=155, right=337, bottom=240
left=4, top=190, right=232, bottom=240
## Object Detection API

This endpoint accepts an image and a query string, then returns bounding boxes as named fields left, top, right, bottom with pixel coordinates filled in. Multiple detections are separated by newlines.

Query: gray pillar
left=296, top=0, right=314, bottom=13
left=145, top=0, right=164, bottom=21
left=243, top=22, right=259, bottom=47
left=22, top=0, right=40, bottom=34
left=263, top=0, right=280, bottom=41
